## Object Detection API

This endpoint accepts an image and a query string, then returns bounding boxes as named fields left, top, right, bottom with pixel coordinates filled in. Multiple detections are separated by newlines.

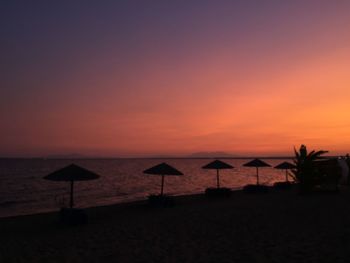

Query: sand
left=1, top=187, right=350, bottom=263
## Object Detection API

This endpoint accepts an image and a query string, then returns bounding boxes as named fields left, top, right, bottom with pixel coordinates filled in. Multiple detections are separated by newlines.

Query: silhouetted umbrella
left=143, top=163, right=183, bottom=196
left=243, top=159, right=271, bottom=185
left=202, top=160, right=234, bottom=188
left=44, top=164, right=100, bottom=208
left=274, top=161, right=295, bottom=182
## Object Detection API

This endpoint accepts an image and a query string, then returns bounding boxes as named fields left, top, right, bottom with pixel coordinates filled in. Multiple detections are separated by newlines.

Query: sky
left=1, top=0, right=350, bottom=157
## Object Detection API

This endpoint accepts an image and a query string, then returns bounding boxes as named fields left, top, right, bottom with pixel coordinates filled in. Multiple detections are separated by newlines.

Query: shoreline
left=0, top=189, right=238, bottom=221
left=0, top=186, right=246, bottom=219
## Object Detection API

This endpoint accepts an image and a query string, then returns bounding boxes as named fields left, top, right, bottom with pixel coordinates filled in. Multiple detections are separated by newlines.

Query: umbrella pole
left=256, top=167, right=259, bottom=185
left=70, top=180, right=74, bottom=208
left=160, top=175, right=165, bottom=196
left=216, top=169, right=220, bottom=188
left=285, top=169, right=288, bottom=182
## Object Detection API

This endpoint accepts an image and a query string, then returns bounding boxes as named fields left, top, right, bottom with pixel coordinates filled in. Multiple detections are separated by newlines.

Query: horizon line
left=0, top=155, right=343, bottom=160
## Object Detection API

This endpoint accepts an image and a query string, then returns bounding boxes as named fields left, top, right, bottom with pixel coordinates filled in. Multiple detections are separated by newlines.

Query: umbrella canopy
left=243, top=159, right=271, bottom=168
left=202, top=160, right=234, bottom=188
left=274, top=161, right=295, bottom=182
left=243, top=159, right=271, bottom=185
left=143, top=163, right=183, bottom=195
left=44, top=164, right=100, bottom=208
left=202, top=160, right=234, bottom=169
left=44, top=164, right=100, bottom=181
left=274, top=161, right=295, bottom=169
left=143, top=162, right=183, bottom=176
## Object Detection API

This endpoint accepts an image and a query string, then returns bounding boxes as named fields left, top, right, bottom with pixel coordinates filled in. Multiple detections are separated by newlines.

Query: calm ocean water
left=0, top=158, right=292, bottom=217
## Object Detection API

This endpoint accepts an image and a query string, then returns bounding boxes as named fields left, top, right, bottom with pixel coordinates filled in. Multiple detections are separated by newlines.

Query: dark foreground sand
left=2, top=187, right=350, bottom=263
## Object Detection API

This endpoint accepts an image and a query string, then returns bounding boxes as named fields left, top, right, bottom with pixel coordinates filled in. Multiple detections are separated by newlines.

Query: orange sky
left=1, top=1, right=350, bottom=157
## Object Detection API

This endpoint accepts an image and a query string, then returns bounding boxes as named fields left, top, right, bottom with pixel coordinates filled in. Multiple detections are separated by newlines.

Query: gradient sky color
left=1, top=1, right=350, bottom=157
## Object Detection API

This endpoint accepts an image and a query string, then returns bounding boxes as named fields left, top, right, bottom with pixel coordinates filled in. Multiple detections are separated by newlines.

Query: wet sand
left=1, top=187, right=350, bottom=262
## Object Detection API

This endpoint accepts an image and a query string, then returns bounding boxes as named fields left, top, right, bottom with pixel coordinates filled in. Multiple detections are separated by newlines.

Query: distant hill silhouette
left=188, top=152, right=235, bottom=158
left=45, top=153, right=87, bottom=159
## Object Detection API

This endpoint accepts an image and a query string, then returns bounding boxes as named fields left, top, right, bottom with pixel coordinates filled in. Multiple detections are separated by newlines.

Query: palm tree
left=291, top=145, right=328, bottom=193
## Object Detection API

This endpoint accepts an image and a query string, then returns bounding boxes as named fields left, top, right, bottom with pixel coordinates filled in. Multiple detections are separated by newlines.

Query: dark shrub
left=312, top=159, right=341, bottom=193
left=291, top=145, right=342, bottom=194
left=291, top=145, right=328, bottom=194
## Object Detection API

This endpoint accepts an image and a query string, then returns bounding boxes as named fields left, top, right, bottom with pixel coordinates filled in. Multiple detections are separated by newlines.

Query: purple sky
left=1, top=1, right=350, bottom=157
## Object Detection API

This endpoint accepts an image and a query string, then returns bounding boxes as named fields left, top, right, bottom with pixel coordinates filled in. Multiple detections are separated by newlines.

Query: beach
left=1, top=187, right=350, bottom=263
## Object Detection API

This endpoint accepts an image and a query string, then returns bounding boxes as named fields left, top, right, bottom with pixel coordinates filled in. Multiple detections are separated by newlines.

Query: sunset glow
left=1, top=1, right=350, bottom=157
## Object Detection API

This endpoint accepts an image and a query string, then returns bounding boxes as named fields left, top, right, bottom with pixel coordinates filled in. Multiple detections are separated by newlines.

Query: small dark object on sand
left=273, top=181, right=293, bottom=190
left=205, top=187, right=232, bottom=197
left=243, top=184, right=270, bottom=193
left=148, top=194, right=175, bottom=207
left=59, top=208, right=87, bottom=225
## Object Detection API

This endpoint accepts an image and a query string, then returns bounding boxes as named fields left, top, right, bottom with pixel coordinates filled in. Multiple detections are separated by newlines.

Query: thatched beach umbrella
left=202, top=160, right=234, bottom=188
left=274, top=161, right=295, bottom=182
left=243, top=159, right=271, bottom=185
left=44, top=164, right=100, bottom=208
left=143, top=163, right=183, bottom=196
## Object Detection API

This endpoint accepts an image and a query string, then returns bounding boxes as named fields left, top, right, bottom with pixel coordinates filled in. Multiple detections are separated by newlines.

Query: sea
left=0, top=158, right=292, bottom=218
